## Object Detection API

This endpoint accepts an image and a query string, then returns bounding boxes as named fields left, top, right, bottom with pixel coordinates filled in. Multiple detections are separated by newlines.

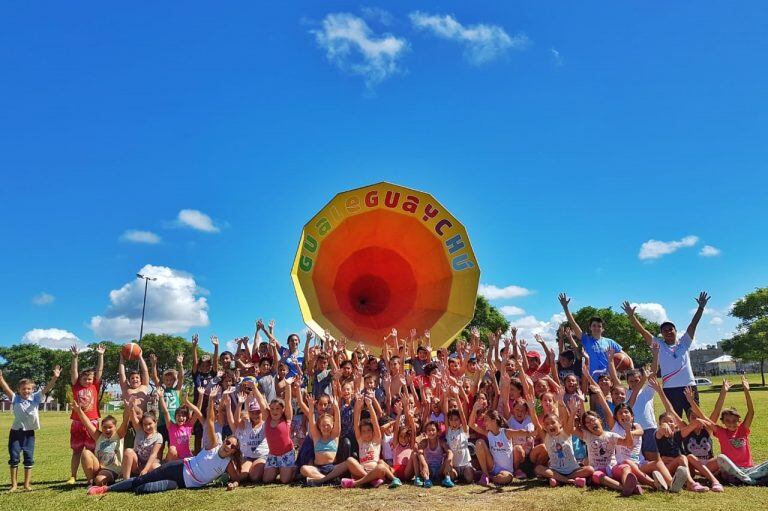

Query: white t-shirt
left=506, top=416, right=535, bottom=454
left=612, top=422, right=643, bottom=464
left=582, top=430, right=621, bottom=470
left=446, top=427, right=471, bottom=467
left=654, top=333, right=695, bottom=388
left=183, top=446, right=230, bottom=488
left=627, top=385, right=657, bottom=430
left=382, top=432, right=394, bottom=461
left=12, top=391, right=42, bottom=430
left=545, top=431, right=579, bottom=474
left=236, top=420, right=268, bottom=460
left=487, top=429, right=515, bottom=473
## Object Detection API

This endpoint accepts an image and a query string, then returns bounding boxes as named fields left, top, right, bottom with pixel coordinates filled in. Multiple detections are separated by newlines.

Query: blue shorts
left=642, top=428, right=658, bottom=454
left=317, top=463, right=335, bottom=475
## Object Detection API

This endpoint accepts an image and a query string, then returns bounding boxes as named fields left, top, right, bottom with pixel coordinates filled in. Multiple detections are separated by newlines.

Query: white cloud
left=360, top=6, right=393, bottom=26
left=22, top=328, right=84, bottom=350
left=120, top=229, right=161, bottom=244
left=409, top=11, right=530, bottom=65
left=312, top=13, right=408, bottom=87
left=89, top=264, right=209, bottom=340
left=507, top=313, right=566, bottom=353
left=550, top=48, right=562, bottom=66
left=631, top=302, right=669, bottom=324
left=177, top=209, right=220, bottom=233
left=32, top=292, right=55, bottom=306
left=478, top=283, right=532, bottom=300
left=710, top=316, right=724, bottom=325
left=500, top=305, right=525, bottom=316
left=699, top=245, right=721, bottom=257
left=638, top=235, right=699, bottom=260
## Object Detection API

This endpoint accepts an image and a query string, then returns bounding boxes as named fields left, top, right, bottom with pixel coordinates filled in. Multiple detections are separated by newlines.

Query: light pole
left=136, top=273, right=157, bottom=342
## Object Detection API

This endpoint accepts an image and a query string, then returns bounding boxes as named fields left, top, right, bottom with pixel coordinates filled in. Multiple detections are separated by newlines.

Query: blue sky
left=1, top=1, right=766, bottom=354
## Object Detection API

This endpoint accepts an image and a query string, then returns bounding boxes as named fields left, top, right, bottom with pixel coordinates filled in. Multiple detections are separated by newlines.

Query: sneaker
left=479, top=474, right=490, bottom=487
left=652, top=470, right=668, bottom=491
left=389, top=478, right=402, bottom=489
left=370, top=478, right=385, bottom=488
left=574, top=477, right=586, bottom=488
left=688, top=482, right=709, bottom=493
left=66, top=477, right=77, bottom=485
left=621, top=473, right=638, bottom=497
left=413, top=476, right=424, bottom=487
left=86, top=485, right=107, bottom=496
left=341, top=478, right=355, bottom=489
left=711, top=483, right=725, bottom=493
left=514, top=470, right=527, bottom=480
left=670, top=467, right=688, bottom=493
left=442, top=476, right=455, bottom=488
left=423, top=479, right=433, bottom=489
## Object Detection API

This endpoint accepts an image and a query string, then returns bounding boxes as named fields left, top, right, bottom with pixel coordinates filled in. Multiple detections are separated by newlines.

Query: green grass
left=1, top=374, right=767, bottom=511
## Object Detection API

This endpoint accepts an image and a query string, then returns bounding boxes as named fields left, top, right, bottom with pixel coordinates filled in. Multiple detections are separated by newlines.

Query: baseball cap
left=526, top=351, right=541, bottom=360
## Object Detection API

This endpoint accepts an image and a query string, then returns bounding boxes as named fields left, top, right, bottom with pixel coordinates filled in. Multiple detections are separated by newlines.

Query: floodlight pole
left=136, top=274, right=157, bottom=341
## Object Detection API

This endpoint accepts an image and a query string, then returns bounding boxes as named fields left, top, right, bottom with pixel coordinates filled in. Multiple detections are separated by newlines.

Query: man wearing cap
left=559, top=293, right=624, bottom=379
left=622, top=292, right=710, bottom=418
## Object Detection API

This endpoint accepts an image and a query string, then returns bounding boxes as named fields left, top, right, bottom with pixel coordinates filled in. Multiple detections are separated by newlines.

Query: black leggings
left=108, top=460, right=186, bottom=494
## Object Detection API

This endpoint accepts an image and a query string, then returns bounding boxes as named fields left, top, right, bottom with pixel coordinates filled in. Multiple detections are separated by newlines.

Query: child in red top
left=252, top=379, right=295, bottom=484
left=68, top=344, right=105, bottom=485
left=708, top=377, right=768, bottom=485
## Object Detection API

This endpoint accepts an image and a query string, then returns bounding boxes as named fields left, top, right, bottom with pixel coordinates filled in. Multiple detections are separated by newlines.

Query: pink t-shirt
left=168, top=422, right=193, bottom=459
left=714, top=424, right=753, bottom=468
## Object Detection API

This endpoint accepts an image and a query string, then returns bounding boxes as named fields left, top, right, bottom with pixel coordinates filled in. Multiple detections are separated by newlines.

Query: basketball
left=121, top=342, right=142, bottom=361
left=614, top=351, right=634, bottom=372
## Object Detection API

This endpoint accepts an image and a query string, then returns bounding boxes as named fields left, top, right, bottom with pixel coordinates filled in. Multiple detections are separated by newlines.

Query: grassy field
left=1, top=375, right=767, bottom=511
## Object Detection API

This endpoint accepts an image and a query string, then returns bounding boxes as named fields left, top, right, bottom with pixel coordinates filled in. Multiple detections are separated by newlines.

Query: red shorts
left=70, top=419, right=97, bottom=451
left=393, top=464, right=407, bottom=479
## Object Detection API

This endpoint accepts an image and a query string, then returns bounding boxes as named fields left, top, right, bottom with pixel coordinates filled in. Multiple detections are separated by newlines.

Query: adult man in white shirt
left=622, top=292, right=710, bottom=419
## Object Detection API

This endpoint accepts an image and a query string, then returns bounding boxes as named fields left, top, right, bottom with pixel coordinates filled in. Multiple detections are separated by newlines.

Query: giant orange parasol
left=291, top=182, right=480, bottom=349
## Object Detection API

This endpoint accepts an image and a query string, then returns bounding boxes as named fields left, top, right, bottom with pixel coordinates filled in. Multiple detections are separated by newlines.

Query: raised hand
left=621, top=301, right=636, bottom=317
left=70, top=345, right=79, bottom=357
left=391, top=328, right=398, bottom=339
left=196, top=386, right=206, bottom=397
left=237, top=391, right=247, bottom=404
left=510, top=326, right=518, bottom=338
left=684, top=386, right=696, bottom=402
left=176, top=353, right=184, bottom=364
left=409, top=328, right=417, bottom=340
left=424, top=330, right=431, bottom=342
left=208, top=384, right=221, bottom=396
left=306, top=330, right=314, bottom=343
left=648, top=375, right=662, bottom=392
left=470, top=326, right=480, bottom=340
left=268, top=319, right=275, bottom=333
left=53, top=365, right=62, bottom=377
left=741, top=375, right=750, bottom=391
left=695, top=292, right=711, bottom=309
left=722, top=379, right=732, bottom=392
left=211, top=335, right=219, bottom=347
left=149, top=353, right=157, bottom=365
left=95, top=344, right=106, bottom=355
left=651, top=342, right=660, bottom=356
left=558, top=293, right=571, bottom=308
left=192, top=333, right=199, bottom=345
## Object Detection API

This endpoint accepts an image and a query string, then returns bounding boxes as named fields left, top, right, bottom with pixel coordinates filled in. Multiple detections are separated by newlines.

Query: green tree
left=0, top=344, right=68, bottom=401
left=456, top=295, right=510, bottom=346
left=722, top=287, right=768, bottom=386
left=566, top=306, right=660, bottom=366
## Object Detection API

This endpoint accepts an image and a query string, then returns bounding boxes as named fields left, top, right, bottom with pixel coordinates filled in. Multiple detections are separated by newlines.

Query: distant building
left=690, top=343, right=759, bottom=375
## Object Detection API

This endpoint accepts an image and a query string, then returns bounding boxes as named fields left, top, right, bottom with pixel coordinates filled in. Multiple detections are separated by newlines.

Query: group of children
left=2, top=293, right=767, bottom=496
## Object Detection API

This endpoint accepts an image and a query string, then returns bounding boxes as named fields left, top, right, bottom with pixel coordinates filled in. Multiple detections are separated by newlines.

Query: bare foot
left=23, top=485, right=32, bottom=491
left=9, top=486, right=18, bottom=492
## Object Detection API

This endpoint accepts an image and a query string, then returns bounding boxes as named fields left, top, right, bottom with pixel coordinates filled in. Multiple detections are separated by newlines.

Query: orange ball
left=614, top=352, right=634, bottom=372
left=121, top=342, right=142, bottom=361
